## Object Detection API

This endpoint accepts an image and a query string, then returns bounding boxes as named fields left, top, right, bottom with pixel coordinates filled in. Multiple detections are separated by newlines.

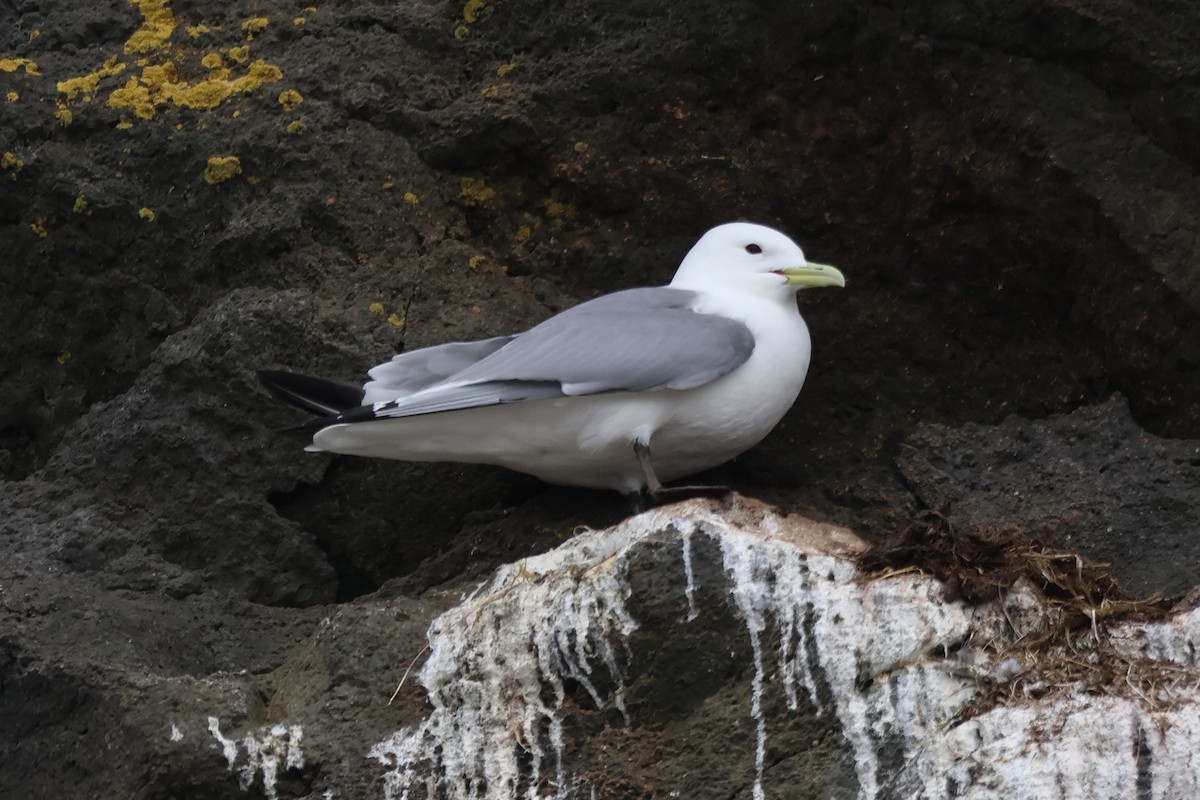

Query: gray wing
left=354, top=287, right=754, bottom=422
left=361, top=335, right=516, bottom=404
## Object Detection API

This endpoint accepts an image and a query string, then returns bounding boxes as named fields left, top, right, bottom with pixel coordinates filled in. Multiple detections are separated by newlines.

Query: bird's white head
left=669, top=222, right=845, bottom=297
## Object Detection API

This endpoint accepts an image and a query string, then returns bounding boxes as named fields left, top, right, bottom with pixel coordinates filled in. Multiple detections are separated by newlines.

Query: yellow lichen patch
left=242, top=17, right=269, bottom=40
left=496, top=62, right=516, bottom=77
left=104, top=57, right=283, bottom=118
left=543, top=198, right=575, bottom=227
left=203, top=155, right=242, bottom=184
left=286, top=119, right=306, bottom=134
left=56, top=104, right=74, bottom=125
left=236, top=59, right=282, bottom=89
left=463, top=0, right=490, bottom=23
left=73, top=195, right=89, bottom=214
left=2, top=151, right=23, bottom=178
left=125, top=0, right=178, bottom=55
left=514, top=225, right=532, bottom=243
left=468, top=255, right=486, bottom=270
left=246, top=175, right=260, bottom=184
left=387, top=313, right=405, bottom=328
left=107, top=76, right=156, bottom=119
left=138, top=207, right=156, bottom=221
left=201, top=52, right=223, bottom=69
left=116, top=117, right=133, bottom=129
left=31, top=217, right=48, bottom=238
left=480, top=84, right=498, bottom=98
left=453, top=25, right=469, bottom=40
left=368, top=302, right=385, bottom=315
left=56, top=350, right=72, bottom=365
left=573, top=141, right=589, bottom=153
left=403, top=191, right=419, bottom=205
left=459, top=177, right=495, bottom=205
left=278, top=88, right=302, bottom=110
left=4, top=91, right=16, bottom=103
left=227, top=45, right=249, bottom=63
left=293, top=17, right=305, bottom=25
left=57, top=56, right=126, bottom=102
left=381, top=181, right=394, bottom=190
left=0, top=58, right=40, bottom=75
left=186, top=24, right=210, bottom=38
left=28, top=30, right=41, bottom=43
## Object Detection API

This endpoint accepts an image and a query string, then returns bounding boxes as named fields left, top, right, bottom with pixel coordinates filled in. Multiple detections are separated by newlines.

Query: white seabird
left=260, top=222, right=845, bottom=499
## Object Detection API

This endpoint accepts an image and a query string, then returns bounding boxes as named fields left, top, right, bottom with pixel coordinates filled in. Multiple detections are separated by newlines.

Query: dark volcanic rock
left=2, top=0, right=1200, bottom=796
left=899, top=396, right=1200, bottom=598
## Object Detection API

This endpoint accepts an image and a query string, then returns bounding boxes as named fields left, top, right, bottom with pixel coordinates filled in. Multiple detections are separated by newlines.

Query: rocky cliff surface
left=1, top=0, right=1198, bottom=797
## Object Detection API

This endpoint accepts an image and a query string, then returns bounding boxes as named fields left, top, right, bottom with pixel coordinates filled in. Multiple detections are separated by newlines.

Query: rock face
left=377, top=498, right=1200, bottom=800
left=2, top=0, right=1200, bottom=797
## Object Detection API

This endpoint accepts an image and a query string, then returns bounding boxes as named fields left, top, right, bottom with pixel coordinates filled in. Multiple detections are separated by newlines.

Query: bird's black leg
left=633, top=440, right=732, bottom=506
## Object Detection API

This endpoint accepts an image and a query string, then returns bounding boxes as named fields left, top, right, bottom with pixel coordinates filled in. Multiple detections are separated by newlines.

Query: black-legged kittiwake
left=260, top=222, right=845, bottom=500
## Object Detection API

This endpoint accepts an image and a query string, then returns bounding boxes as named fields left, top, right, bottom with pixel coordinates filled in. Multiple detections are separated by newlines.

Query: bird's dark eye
left=745, top=243, right=762, bottom=254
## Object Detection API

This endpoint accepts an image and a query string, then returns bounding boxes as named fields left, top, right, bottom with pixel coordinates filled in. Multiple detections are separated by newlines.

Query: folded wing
left=354, top=287, right=755, bottom=422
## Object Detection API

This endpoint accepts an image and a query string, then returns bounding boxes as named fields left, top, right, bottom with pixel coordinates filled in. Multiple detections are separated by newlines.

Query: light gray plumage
left=260, top=222, right=844, bottom=495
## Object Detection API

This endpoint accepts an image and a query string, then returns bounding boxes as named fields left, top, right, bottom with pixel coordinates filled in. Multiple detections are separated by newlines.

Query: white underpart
left=369, top=499, right=1200, bottom=799
left=311, top=293, right=809, bottom=493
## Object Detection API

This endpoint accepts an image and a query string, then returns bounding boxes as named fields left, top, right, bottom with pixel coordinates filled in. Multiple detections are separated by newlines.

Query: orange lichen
left=463, top=0, right=489, bottom=23
left=104, top=57, right=282, bottom=118
left=285, top=119, right=306, bottom=134
left=278, top=88, right=302, bottom=110
left=57, top=56, right=126, bottom=102
left=387, top=313, right=405, bottom=328
left=2, top=151, right=23, bottom=179
left=138, top=207, right=156, bottom=221
left=201, top=52, right=223, bottom=69
left=227, top=45, right=249, bottom=63
left=107, top=76, right=155, bottom=119
left=0, top=58, right=40, bottom=75
left=242, top=17, right=269, bottom=40
left=203, top=155, right=242, bottom=184
left=459, top=177, right=495, bottom=204
left=543, top=198, right=576, bottom=227
left=4, top=91, right=16, bottom=103
left=124, top=0, right=177, bottom=55
left=403, top=191, right=419, bottom=205
left=468, top=255, right=486, bottom=269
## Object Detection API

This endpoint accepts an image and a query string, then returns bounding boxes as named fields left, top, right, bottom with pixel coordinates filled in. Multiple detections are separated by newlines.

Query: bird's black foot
left=624, top=483, right=732, bottom=513
left=628, top=439, right=731, bottom=511
left=650, top=484, right=732, bottom=504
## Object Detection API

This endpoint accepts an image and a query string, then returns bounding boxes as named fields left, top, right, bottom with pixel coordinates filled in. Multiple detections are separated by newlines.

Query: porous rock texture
left=1, top=0, right=1199, bottom=797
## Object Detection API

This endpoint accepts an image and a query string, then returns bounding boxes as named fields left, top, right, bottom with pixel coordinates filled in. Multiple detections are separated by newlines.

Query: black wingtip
left=258, top=369, right=366, bottom=418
